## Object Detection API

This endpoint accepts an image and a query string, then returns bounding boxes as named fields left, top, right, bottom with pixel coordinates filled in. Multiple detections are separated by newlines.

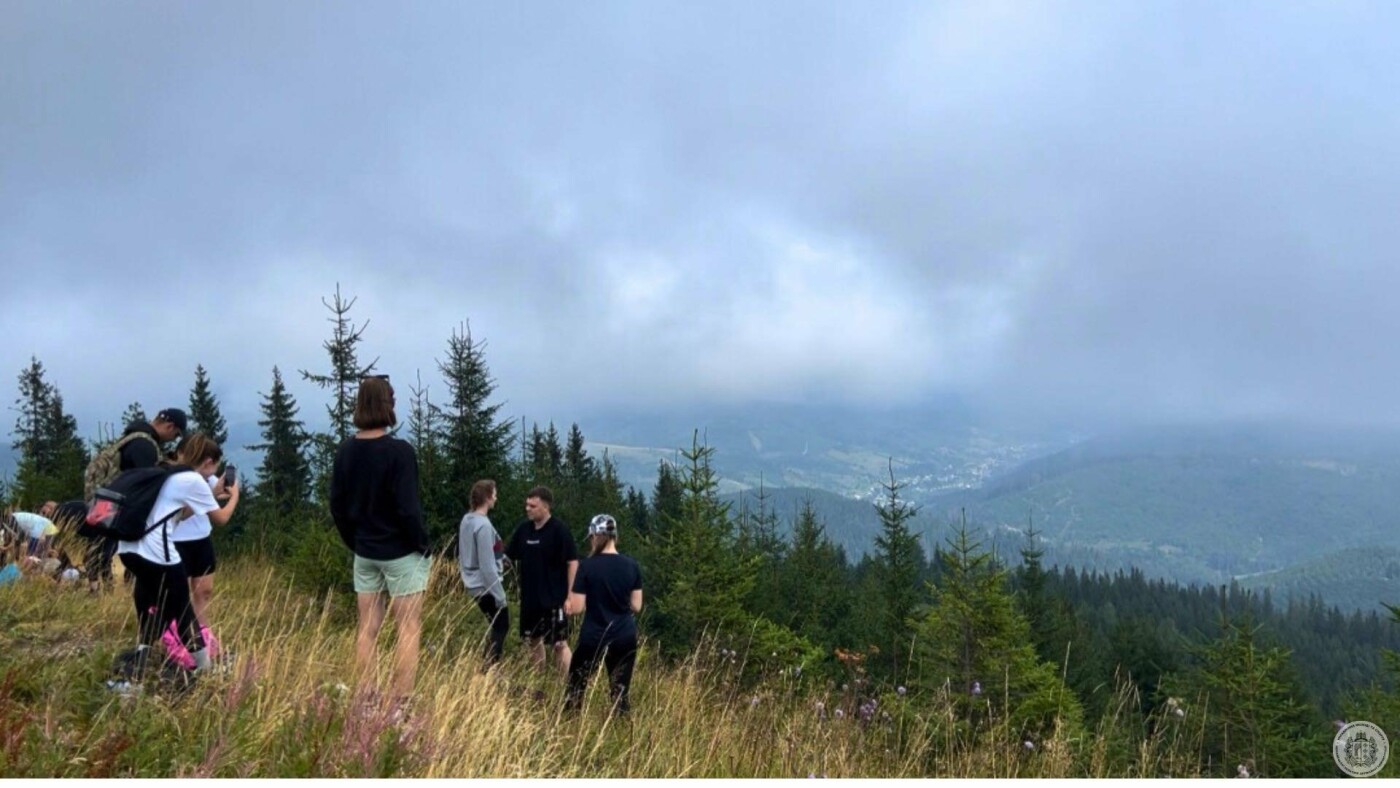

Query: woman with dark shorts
left=115, top=432, right=240, bottom=679
left=169, top=434, right=240, bottom=656
left=565, top=514, right=643, bottom=715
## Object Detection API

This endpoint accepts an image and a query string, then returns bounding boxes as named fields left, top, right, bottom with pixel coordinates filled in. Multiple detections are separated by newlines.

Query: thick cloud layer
left=3, top=1, right=1399, bottom=437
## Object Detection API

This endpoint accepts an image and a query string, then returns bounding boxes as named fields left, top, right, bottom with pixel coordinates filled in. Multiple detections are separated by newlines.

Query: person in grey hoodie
left=459, top=479, right=508, bottom=666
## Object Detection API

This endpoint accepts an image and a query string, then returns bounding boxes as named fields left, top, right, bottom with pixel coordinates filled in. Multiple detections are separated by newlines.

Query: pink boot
left=201, top=625, right=220, bottom=660
left=160, top=617, right=196, bottom=670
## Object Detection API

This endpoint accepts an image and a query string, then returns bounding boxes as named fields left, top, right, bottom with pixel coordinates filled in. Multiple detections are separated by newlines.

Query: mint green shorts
left=353, top=553, right=431, bottom=597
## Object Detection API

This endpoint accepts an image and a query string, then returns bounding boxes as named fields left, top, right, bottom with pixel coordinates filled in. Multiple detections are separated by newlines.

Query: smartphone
left=223, top=465, right=237, bottom=487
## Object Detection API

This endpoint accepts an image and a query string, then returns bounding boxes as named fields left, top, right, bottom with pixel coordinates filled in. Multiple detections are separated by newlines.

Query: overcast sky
left=3, top=1, right=1399, bottom=441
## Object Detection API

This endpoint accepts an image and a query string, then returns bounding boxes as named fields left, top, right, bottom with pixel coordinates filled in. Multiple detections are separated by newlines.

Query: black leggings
left=119, top=553, right=205, bottom=654
left=84, top=536, right=118, bottom=587
left=474, top=593, right=510, bottom=666
left=565, top=634, right=638, bottom=714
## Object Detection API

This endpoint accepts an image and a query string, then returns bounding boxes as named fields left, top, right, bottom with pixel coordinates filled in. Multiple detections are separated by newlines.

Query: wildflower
left=750, top=695, right=761, bottom=708
left=1174, top=707, right=1185, bottom=719
left=795, top=666, right=803, bottom=677
left=896, top=685, right=907, bottom=697
left=1237, top=763, right=1250, bottom=779
left=1023, top=740, right=1035, bottom=751
left=834, top=708, right=845, bottom=719
left=971, top=681, right=982, bottom=696
left=842, top=683, right=849, bottom=691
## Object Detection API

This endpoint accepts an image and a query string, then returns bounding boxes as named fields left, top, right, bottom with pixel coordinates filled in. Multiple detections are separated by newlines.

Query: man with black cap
left=80, top=407, right=186, bottom=593
left=119, top=408, right=187, bottom=470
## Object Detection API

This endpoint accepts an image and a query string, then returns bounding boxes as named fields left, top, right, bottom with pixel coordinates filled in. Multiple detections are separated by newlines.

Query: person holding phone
left=330, top=375, right=431, bottom=708
left=115, top=431, right=239, bottom=682
left=169, top=434, right=240, bottom=656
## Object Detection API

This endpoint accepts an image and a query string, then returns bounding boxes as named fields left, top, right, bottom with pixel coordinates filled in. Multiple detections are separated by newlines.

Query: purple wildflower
left=971, top=681, right=982, bottom=696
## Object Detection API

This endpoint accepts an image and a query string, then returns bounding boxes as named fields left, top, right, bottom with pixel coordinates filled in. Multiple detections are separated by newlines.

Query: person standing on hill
left=169, top=434, right=238, bottom=658
left=564, top=513, right=643, bottom=715
left=115, top=431, right=239, bottom=683
left=506, top=486, right=578, bottom=679
left=82, top=407, right=187, bottom=593
left=459, top=479, right=508, bottom=667
left=118, top=408, right=187, bottom=470
left=329, top=375, right=431, bottom=709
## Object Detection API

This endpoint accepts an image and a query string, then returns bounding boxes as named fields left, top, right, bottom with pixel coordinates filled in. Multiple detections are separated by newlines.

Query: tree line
left=8, top=285, right=1400, bottom=777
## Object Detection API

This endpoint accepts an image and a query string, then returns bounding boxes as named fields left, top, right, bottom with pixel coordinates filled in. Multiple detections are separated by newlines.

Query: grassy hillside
left=0, top=559, right=1209, bottom=778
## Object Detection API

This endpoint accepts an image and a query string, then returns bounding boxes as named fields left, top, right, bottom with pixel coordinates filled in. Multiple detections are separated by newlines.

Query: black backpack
left=85, top=465, right=193, bottom=545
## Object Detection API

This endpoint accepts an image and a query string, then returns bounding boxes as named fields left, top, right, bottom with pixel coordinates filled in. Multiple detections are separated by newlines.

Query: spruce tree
left=188, top=364, right=229, bottom=444
left=11, top=358, right=87, bottom=504
left=119, top=402, right=147, bottom=430
left=915, top=518, right=1084, bottom=739
left=650, top=432, right=757, bottom=653
left=783, top=499, right=853, bottom=644
left=407, top=370, right=452, bottom=543
left=431, top=322, right=514, bottom=526
left=299, top=285, right=379, bottom=443
left=12, top=357, right=50, bottom=466
left=1162, top=616, right=1327, bottom=777
left=299, top=286, right=377, bottom=504
left=871, top=459, right=925, bottom=676
left=250, top=367, right=312, bottom=522
left=563, top=423, right=597, bottom=488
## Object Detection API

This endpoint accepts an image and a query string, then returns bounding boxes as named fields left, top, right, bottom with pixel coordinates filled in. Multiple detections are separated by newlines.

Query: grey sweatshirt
left=459, top=512, right=506, bottom=605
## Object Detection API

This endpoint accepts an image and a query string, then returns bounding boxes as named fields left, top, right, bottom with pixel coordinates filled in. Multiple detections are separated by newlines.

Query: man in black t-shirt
left=505, top=486, right=578, bottom=678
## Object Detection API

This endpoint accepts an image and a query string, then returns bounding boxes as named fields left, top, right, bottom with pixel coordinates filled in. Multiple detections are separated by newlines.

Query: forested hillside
left=5, top=288, right=1398, bottom=777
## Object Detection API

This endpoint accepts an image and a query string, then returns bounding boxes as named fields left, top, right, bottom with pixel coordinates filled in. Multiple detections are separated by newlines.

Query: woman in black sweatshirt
left=329, top=375, right=430, bottom=708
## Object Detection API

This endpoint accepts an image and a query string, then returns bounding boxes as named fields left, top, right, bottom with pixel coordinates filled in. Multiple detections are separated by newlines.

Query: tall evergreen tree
left=249, top=367, right=311, bottom=521
left=430, top=322, right=514, bottom=528
left=782, top=499, right=853, bottom=644
left=12, top=357, right=51, bottom=464
left=563, top=423, right=597, bottom=488
left=188, top=364, right=229, bottom=444
left=298, top=285, right=377, bottom=502
left=649, top=432, right=757, bottom=654
left=1162, top=616, right=1327, bottom=777
left=915, top=519, right=1083, bottom=739
left=11, top=358, right=87, bottom=504
left=119, top=401, right=147, bottom=429
left=871, top=459, right=926, bottom=676
left=299, top=285, right=379, bottom=444
left=406, top=370, right=449, bottom=533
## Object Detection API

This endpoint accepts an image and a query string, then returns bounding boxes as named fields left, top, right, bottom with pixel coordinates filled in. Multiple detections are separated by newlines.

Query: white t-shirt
left=117, top=471, right=219, bottom=566
left=12, top=512, right=57, bottom=539
left=170, top=475, right=220, bottom=543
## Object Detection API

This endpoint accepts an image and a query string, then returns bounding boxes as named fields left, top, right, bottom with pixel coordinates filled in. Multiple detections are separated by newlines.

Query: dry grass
left=0, top=556, right=1201, bottom=777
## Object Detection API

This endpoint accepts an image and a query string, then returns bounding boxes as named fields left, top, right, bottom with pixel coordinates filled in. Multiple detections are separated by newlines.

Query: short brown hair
left=470, top=479, right=497, bottom=509
left=526, top=485, right=553, bottom=507
left=353, top=377, right=397, bottom=430
left=176, top=433, right=224, bottom=467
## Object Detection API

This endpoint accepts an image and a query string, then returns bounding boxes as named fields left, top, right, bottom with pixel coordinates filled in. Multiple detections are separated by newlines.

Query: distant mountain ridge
left=927, top=422, right=1400, bottom=587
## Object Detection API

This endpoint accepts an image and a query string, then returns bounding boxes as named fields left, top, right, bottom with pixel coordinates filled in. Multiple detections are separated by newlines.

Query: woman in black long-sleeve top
left=329, top=376, right=430, bottom=707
